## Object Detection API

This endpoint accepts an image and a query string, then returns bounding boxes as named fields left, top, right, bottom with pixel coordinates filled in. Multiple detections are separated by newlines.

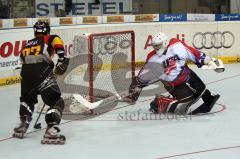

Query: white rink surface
left=0, top=64, right=240, bottom=159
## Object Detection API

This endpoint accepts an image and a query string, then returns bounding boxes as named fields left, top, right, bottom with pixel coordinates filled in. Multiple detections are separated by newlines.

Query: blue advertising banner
left=215, top=14, right=240, bottom=21
left=159, top=14, right=187, bottom=22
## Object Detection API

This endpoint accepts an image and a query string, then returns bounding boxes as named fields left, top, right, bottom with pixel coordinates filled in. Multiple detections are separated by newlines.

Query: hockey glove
left=54, top=57, right=69, bottom=75
left=211, top=58, right=225, bottom=73
left=122, top=77, right=144, bottom=104
left=201, top=58, right=225, bottom=73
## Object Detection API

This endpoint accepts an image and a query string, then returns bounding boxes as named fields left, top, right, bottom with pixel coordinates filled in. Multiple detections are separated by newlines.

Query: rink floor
left=0, top=64, right=240, bottom=159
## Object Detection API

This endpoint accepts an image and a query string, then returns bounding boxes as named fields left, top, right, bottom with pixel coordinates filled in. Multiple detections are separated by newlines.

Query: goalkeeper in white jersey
left=125, top=32, right=224, bottom=115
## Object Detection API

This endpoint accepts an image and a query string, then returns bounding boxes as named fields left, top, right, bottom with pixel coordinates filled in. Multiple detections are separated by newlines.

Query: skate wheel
left=41, top=140, right=49, bottom=144
left=13, top=133, right=24, bottom=139
left=41, top=139, right=65, bottom=145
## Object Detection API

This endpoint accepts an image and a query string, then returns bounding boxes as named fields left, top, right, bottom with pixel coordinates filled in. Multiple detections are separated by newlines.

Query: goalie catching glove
left=54, top=57, right=69, bottom=75
left=210, top=58, right=225, bottom=73
left=201, top=57, right=225, bottom=73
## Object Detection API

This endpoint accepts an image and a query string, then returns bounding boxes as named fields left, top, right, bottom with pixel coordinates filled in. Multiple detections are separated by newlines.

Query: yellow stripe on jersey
left=51, top=36, right=64, bottom=48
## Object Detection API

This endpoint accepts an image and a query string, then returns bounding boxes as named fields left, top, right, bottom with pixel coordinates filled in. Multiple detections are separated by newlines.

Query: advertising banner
left=82, top=16, right=99, bottom=24
left=35, top=0, right=132, bottom=17
left=135, top=14, right=157, bottom=22
left=159, top=14, right=187, bottom=22
left=215, top=14, right=240, bottom=21
left=0, top=29, right=33, bottom=71
left=187, top=14, right=215, bottom=21
left=106, top=15, right=125, bottom=23
left=59, top=17, right=74, bottom=25
left=0, top=21, right=240, bottom=80
left=13, top=18, right=28, bottom=28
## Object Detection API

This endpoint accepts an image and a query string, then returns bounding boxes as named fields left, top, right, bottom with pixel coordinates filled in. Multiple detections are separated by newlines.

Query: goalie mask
left=152, top=32, right=169, bottom=56
left=33, top=21, right=50, bottom=36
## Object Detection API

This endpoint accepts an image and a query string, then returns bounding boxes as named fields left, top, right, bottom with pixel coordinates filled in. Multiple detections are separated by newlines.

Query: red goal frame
left=88, top=30, right=135, bottom=103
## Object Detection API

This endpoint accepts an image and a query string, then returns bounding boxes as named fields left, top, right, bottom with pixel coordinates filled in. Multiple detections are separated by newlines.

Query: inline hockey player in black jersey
left=13, top=21, right=69, bottom=145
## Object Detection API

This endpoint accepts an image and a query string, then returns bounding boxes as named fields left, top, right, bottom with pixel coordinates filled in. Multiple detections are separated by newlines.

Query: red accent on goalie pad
left=157, top=96, right=176, bottom=113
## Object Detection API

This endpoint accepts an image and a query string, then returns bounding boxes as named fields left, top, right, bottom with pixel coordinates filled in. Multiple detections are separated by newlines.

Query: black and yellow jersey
left=21, top=35, right=65, bottom=64
left=20, top=35, right=65, bottom=82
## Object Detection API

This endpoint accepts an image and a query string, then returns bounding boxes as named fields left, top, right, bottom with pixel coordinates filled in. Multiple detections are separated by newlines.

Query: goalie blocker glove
left=54, top=57, right=69, bottom=75
left=123, top=77, right=147, bottom=104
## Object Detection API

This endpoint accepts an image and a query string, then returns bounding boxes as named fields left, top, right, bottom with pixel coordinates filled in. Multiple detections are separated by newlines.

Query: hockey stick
left=72, top=78, right=163, bottom=113
left=33, top=103, right=46, bottom=129
left=72, top=90, right=129, bottom=113
left=13, top=66, right=45, bottom=129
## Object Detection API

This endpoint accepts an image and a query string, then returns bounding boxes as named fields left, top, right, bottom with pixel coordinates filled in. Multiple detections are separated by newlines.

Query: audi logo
left=192, top=31, right=235, bottom=49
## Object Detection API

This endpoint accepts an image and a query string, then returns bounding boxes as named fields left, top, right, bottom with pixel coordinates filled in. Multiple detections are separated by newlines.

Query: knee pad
left=45, top=108, right=62, bottom=126
left=45, top=97, right=65, bottom=126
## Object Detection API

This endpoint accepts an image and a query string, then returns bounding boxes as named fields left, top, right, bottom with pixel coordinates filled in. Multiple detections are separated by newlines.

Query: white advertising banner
left=0, top=29, right=33, bottom=71
left=0, top=21, right=239, bottom=75
left=187, top=14, right=215, bottom=21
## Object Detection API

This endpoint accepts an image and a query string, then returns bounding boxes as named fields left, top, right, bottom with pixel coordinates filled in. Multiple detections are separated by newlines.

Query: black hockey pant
left=19, top=72, right=64, bottom=126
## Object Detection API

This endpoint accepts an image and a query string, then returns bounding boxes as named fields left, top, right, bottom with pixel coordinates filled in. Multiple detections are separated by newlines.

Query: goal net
left=38, top=30, right=135, bottom=115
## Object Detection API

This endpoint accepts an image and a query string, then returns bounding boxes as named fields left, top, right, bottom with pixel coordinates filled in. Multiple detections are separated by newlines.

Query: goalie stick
left=71, top=76, right=165, bottom=114
left=72, top=90, right=129, bottom=114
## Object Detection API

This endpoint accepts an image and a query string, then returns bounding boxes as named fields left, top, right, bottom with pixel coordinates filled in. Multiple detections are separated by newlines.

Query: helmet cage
left=33, top=21, right=50, bottom=36
left=152, top=32, right=169, bottom=55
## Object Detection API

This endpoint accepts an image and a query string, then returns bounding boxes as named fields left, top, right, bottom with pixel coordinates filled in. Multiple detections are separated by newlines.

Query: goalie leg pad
left=150, top=95, right=196, bottom=114
left=150, top=95, right=177, bottom=113
left=169, top=96, right=195, bottom=114
left=189, top=94, right=220, bottom=115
